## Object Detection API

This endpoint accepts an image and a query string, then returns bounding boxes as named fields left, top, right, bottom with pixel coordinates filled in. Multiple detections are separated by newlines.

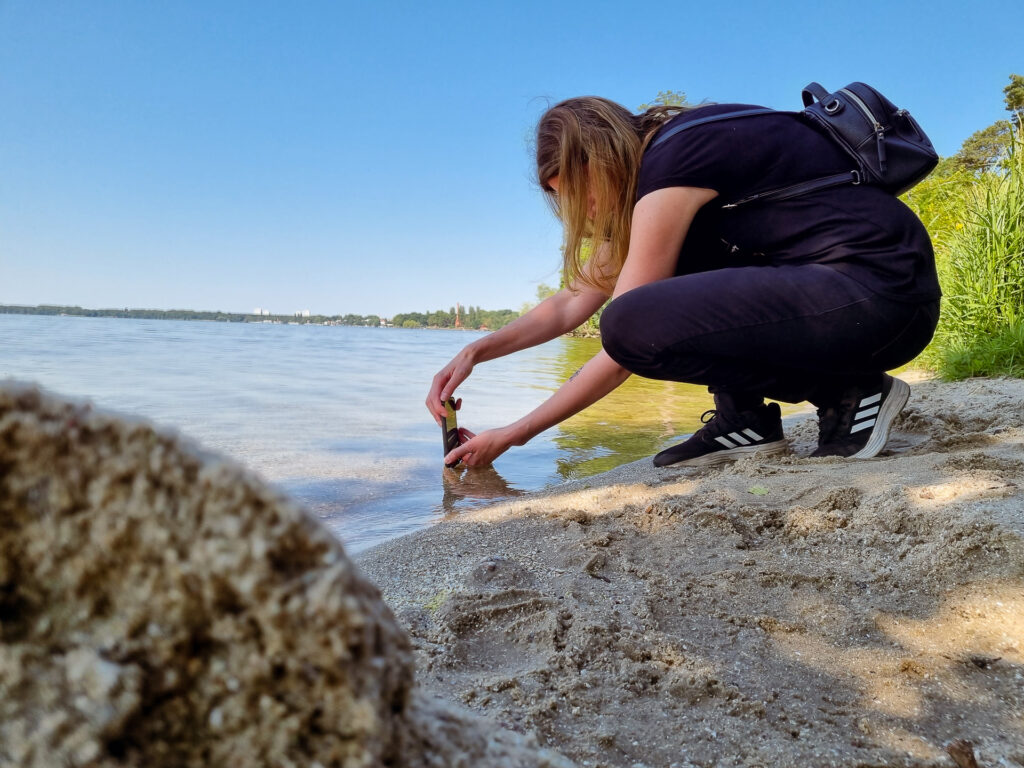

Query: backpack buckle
left=824, top=98, right=843, bottom=114
left=851, top=170, right=862, bottom=185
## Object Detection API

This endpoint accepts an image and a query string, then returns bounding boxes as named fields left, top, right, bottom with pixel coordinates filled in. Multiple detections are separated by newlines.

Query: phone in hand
left=441, top=398, right=461, bottom=467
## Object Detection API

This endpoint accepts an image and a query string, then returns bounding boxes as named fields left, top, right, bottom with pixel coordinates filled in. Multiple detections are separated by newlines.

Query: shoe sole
left=850, top=377, right=910, bottom=459
left=657, top=439, right=790, bottom=468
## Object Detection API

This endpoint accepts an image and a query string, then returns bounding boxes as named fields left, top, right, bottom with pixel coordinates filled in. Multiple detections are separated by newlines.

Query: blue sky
left=1, top=0, right=1021, bottom=317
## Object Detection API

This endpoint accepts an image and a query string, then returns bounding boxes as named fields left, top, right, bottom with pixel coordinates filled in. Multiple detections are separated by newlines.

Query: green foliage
left=948, top=74, right=1024, bottom=173
left=391, top=305, right=519, bottom=331
left=0, top=304, right=394, bottom=326
left=931, top=323, right=1024, bottom=379
left=901, top=159, right=975, bottom=255
left=0, top=304, right=521, bottom=331
left=920, top=132, right=1024, bottom=379
left=952, top=120, right=1014, bottom=173
left=637, top=90, right=690, bottom=111
left=0, top=305, right=251, bottom=322
left=392, top=311, right=426, bottom=327
left=1004, top=73, right=1024, bottom=123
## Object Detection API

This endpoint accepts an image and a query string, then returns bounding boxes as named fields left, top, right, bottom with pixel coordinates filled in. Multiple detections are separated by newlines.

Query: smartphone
left=441, top=398, right=461, bottom=467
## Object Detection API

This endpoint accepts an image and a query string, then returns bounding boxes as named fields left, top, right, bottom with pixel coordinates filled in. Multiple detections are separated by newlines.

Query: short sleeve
left=637, top=122, right=747, bottom=201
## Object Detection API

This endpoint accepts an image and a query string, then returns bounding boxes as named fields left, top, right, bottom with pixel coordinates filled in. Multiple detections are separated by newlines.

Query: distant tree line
left=0, top=304, right=260, bottom=322
left=336, top=314, right=382, bottom=326
left=391, top=305, right=519, bottom=330
left=0, top=304, right=350, bottom=324
left=0, top=303, right=517, bottom=330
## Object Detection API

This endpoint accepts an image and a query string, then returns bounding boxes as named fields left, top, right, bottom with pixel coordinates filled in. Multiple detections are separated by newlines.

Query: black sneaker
left=653, top=402, right=788, bottom=468
left=811, top=375, right=910, bottom=459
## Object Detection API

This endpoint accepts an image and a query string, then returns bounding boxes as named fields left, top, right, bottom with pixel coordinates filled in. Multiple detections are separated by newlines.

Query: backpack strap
left=650, top=108, right=777, bottom=149
left=721, top=171, right=861, bottom=209
left=801, top=82, right=832, bottom=107
left=648, top=104, right=864, bottom=208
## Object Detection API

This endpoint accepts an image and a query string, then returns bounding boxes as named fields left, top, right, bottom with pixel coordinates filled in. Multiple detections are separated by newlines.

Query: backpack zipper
left=839, top=88, right=887, bottom=172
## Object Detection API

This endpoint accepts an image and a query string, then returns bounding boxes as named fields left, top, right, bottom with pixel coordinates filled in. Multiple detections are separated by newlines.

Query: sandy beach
left=358, top=376, right=1024, bottom=768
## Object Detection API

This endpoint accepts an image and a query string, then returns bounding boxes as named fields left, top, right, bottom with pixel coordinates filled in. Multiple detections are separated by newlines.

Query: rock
left=0, top=385, right=571, bottom=768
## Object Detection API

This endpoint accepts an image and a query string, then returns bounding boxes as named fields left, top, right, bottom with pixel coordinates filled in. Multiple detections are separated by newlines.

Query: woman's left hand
left=444, top=426, right=518, bottom=468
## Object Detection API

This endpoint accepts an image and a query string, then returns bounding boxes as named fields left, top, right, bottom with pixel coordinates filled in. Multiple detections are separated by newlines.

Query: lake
left=0, top=314, right=728, bottom=552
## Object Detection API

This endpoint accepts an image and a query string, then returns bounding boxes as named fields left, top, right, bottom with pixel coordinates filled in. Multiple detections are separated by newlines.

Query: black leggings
left=599, top=264, right=939, bottom=406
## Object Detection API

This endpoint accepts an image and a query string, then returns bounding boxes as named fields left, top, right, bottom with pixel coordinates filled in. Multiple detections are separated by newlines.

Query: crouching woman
left=427, top=96, right=939, bottom=468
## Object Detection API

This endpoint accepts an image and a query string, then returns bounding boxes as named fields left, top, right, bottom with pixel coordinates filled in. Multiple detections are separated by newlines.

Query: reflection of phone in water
left=441, top=398, right=460, bottom=467
left=440, top=463, right=524, bottom=512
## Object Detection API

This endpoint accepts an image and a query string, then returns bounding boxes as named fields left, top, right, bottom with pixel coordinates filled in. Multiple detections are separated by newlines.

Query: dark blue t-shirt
left=637, top=103, right=940, bottom=302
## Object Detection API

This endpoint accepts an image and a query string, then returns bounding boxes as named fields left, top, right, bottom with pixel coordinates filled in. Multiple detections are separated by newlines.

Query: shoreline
left=0, top=305, right=509, bottom=331
left=357, top=376, right=1024, bottom=767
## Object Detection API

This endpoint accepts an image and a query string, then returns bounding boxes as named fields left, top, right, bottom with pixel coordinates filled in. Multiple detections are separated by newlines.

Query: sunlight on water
left=540, top=337, right=725, bottom=479
left=0, top=315, right=787, bottom=552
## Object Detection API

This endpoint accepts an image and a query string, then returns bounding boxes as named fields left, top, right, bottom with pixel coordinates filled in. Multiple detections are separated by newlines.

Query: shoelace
left=697, top=409, right=734, bottom=445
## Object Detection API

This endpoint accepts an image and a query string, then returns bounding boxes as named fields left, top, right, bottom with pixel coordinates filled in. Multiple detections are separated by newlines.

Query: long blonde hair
left=536, top=97, right=693, bottom=292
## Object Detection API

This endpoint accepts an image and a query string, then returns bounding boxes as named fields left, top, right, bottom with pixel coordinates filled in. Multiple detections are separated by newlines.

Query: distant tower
left=454, top=302, right=462, bottom=329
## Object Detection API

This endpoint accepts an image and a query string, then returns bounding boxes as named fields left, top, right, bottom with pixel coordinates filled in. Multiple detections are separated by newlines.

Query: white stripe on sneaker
left=856, top=406, right=880, bottom=420
left=728, top=432, right=751, bottom=445
left=715, top=436, right=738, bottom=449
left=742, top=428, right=763, bottom=441
left=851, top=376, right=910, bottom=460
left=850, top=419, right=876, bottom=434
left=860, top=392, right=882, bottom=407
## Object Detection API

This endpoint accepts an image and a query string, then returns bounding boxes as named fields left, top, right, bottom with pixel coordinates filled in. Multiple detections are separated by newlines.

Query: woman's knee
left=599, top=292, right=655, bottom=372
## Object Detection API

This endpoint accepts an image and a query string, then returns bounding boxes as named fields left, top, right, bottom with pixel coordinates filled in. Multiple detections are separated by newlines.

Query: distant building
left=294, top=310, right=311, bottom=318
left=253, top=307, right=262, bottom=315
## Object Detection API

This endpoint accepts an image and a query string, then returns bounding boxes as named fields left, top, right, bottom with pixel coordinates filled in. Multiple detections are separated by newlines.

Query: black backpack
left=650, top=82, right=939, bottom=209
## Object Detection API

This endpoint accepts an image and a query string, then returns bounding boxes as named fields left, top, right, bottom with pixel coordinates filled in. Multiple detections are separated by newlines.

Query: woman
left=426, top=96, right=940, bottom=468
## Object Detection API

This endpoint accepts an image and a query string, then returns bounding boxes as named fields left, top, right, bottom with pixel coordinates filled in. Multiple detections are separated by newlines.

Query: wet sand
left=358, top=376, right=1024, bottom=768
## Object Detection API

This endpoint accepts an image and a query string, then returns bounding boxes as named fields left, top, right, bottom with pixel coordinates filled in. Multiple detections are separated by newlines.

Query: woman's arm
left=444, top=185, right=718, bottom=466
left=444, top=347, right=630, bottom=466
left=466, top=283, right=608, bottom=363
left=426, top=283, right=607, bottom=424
left=610, top=186, right=717, bottom=298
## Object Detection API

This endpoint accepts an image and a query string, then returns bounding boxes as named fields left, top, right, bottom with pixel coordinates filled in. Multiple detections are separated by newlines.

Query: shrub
left=919, top=134, right=1024, bottom=379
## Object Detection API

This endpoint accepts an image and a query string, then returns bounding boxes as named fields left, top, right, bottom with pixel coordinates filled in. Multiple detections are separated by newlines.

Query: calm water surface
left=1, top=314, right=728, bottom=552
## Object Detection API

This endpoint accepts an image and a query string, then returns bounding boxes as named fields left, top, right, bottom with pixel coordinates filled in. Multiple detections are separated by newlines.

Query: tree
left=951, top=74, right=1023, bottom=173
left=427, top=310, right=451, bottom=327
left=954, top=121, right=1013, bottom=173
left=1004, top=73, right=1024, bottom=129
left=637, top=90, right=690, bottom=111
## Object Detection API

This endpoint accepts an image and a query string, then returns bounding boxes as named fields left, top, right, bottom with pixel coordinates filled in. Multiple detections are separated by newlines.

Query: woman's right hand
left=426, top=349, right=475, bottom=425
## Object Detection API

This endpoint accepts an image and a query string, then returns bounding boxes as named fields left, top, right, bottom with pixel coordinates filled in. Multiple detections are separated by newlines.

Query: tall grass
left=909, top=135, right=1024, bottom=379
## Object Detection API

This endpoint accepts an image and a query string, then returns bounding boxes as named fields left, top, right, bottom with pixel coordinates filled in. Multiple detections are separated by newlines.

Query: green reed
left=907, top=134, right=1024, bottom=379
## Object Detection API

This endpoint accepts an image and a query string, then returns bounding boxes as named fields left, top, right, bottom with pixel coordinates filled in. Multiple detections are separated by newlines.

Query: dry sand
left=358, top=376, right=1024, bottom=768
